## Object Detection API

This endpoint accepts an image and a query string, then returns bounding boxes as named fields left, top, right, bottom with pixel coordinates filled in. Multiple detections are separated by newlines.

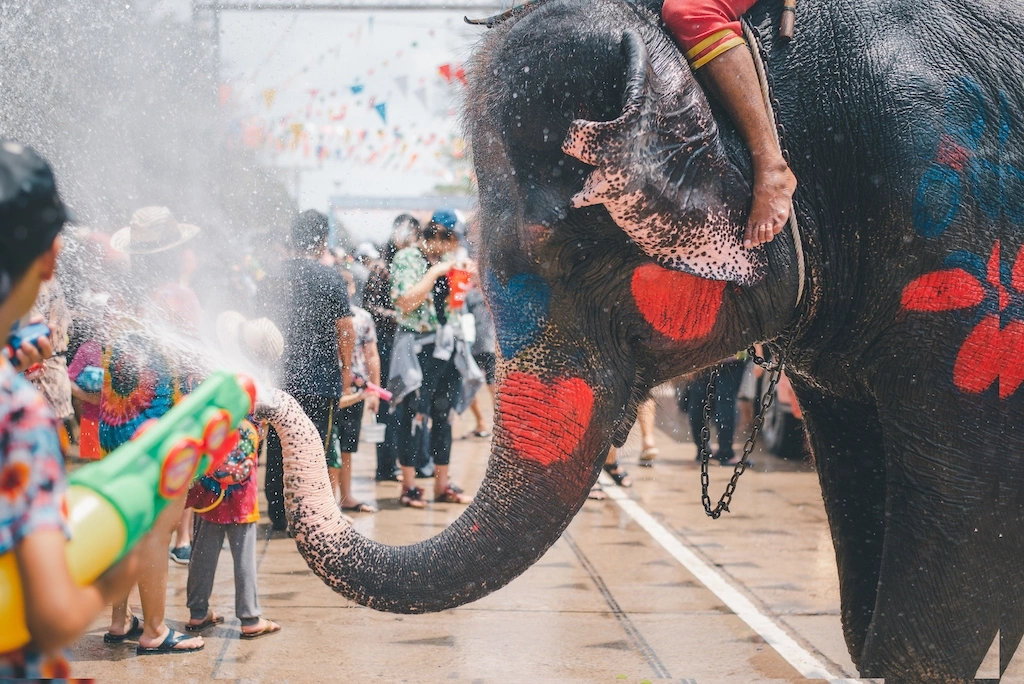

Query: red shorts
left=662, top=0, right=756, bottom=69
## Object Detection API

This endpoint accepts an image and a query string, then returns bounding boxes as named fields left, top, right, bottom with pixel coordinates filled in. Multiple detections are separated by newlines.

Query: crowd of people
left=0, top=140, right=509, bottom=676
left=0, top=139, right=765, bottom=678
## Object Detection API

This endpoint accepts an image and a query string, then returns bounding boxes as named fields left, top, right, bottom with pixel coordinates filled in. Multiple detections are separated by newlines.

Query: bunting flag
left=308, top=88, right=320, bottom=99
left=438, top=64, right=452, bottom=83
left=289, top=122, right=304, bottom=148
left=413, top=86, right=427, bottom=107
left=454, top=67, right=467, bottom=86
left=394, top=75, right=408, bottom=96
left=262, top=88, right=277, bottom=109
left=374, top=102, right=387, bottom=123
left=329, top=105, right=347, bottom=121
left=350, top=84, right=364, bottom=94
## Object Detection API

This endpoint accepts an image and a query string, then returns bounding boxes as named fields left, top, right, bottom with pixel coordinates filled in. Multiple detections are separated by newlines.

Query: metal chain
left=700, top=345, right=787, bottom=519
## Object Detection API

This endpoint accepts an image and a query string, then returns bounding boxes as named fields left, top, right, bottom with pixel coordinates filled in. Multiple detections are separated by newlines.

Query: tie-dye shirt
left=186, top=419, right=260, bottom=525
left=0, top=358, right=72, bottom=679
left=99, top=286, right=199, bottom=454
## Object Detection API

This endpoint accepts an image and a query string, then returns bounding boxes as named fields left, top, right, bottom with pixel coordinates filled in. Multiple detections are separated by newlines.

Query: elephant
left=262, top=0, right=1024, bottom=680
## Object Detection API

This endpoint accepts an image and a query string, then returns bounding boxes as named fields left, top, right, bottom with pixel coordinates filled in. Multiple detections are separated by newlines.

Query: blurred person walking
left=100, top=206, right=205, bottom=654
left=463, top=277, right=495, bottom=438
left=389, top=212, right=477, bottom=508
left=259, top=210, right=355, bottom=530
left=686, top=357, right=747, bottom=465
left=363, top=214, right=419, bottom=482
left=329, top=270, right=380, bottom=513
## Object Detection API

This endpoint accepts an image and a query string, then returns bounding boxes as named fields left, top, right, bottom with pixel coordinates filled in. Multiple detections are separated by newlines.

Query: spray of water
left=1, top=1, right=301, bottom=399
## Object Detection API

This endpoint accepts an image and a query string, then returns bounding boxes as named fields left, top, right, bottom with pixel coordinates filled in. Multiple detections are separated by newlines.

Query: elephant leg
left=857, top=394, right=1024, bottom=682
left=794, top=384, right=887, bottom=668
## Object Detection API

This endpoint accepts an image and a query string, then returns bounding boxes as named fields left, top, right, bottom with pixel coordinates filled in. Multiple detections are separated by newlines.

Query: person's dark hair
left=0, top=140, right=68, bottom=302
left=380, top=239, right=399, bottom=265
left=291, top=210, right=329, bottom=254
left=422, top=220, right=456, bottom=242
left=391, top=213, right=421, bottom=243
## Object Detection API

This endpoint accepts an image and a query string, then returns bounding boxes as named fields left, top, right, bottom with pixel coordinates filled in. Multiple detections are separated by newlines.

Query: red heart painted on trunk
left=631, top=263, right=726, bottom=341
left=498, top=372, right=594, bottom=467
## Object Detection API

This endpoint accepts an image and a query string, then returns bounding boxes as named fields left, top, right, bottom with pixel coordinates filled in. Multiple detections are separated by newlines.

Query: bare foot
left=745, top=159, right=796, bottom=248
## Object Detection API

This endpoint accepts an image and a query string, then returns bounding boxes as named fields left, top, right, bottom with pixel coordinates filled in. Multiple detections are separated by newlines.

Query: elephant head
left=260, top=0, right=803, bottom=614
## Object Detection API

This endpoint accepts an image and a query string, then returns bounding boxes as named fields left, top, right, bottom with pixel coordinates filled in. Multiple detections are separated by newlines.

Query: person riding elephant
left=260, top=0, right=1023, bottom=681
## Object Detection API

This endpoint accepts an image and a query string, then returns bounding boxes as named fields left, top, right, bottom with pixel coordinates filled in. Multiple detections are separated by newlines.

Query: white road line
left=598, top=473, right=849, bottom=682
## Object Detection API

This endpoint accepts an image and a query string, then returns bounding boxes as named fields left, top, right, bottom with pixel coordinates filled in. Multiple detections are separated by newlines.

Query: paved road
left=70, top=388, right=862, bottom=682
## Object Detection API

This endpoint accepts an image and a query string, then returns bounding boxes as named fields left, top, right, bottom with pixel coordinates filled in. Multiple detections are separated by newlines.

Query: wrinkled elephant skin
left=462, top=0, right=1024, bottom=681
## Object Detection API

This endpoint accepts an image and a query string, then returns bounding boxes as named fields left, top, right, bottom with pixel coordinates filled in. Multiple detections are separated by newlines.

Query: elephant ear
left=561, top=30, right=764, bottom=285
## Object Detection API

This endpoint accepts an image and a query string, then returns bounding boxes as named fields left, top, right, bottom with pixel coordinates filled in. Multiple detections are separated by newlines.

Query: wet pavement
left=69, top=386, right=863, bottom=683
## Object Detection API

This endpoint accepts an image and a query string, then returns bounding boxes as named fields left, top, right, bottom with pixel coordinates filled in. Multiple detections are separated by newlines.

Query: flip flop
left=103, top=614, right=143, bottom=643
left=136, top=629, right=204, bottom=655
left=341, top=501, right=378, bottom=513
left=471, top=430, right=491, bottom=438
left=587, top=483, right=607, bottom=500
left=240, top=620, right=281, bottom=640
left=639, top=447, right=659, bottom=467
left=185, top=614, right=225, bottom=632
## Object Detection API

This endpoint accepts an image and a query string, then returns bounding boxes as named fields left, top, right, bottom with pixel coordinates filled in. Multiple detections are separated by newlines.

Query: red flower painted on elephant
left=632, top=263, right=726, bottom=341
left=498, top=372, right=594, bottom=467
left=901, top=241, right=1024, bottom=398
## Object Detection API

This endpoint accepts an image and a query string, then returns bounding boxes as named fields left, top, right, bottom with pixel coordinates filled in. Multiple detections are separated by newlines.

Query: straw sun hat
left=110, top=205, right=200, bottom=254
left=216, top=310, right=284, bottom=366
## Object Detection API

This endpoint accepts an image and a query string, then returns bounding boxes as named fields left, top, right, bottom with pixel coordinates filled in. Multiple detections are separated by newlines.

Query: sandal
left=603, top=463, right=632, bottom=488
left=341, top=501, right=378, bottom=513
left=104, top=614, right=143, bottom=643
left=400, top=486, right=427, bottom=508
left=240, top=619, right=281, bottom=640
left=186, top=613, right=224, bottom=632
left=639, top=447, right=659, bottom=467
left=136, top=629, right=204, bottom=655
left=435, top=486, right=472, bottom=504
left=470, top=430, right=491, bottom=438
left=587, top=483, right=607, bottom=500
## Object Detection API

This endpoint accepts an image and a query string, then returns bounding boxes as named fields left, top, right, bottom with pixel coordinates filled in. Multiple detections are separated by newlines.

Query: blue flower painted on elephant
left=484, top=269, right=550, bottom=358
left=914, top=77, right=1024, bottom=237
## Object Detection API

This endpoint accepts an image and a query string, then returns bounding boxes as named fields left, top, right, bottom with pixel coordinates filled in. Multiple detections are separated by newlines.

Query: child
left=0, top=139, right=140, bottom=678
left=330, top=269, right=380, bottom=513
left=185, top=419, right=280, bottom=639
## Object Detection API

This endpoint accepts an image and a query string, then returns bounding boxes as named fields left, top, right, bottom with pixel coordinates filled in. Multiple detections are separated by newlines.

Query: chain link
left=699, top=345, right=787, bottom=519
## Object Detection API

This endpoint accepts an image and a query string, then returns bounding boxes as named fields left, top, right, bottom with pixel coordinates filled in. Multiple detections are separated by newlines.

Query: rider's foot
left=745, top=158, right=796, bottom=248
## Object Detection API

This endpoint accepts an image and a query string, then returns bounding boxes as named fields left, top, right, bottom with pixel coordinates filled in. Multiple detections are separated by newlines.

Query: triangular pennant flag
left=262, top=88, right=277, bottom=109
left=438, top=64, right=452, bottom=83
left=413, top=87, right=427, bottom=107
left=350, top=83, right=364, bottom=95
left=308, top=88, right=319, bottom=99
left=374, top=102, right=387, bottom=123
left=454, top=67, right=467, bottom=86
left=394, top=75, right=409, bottom=96
left=289, top=122, right=304, bottom=149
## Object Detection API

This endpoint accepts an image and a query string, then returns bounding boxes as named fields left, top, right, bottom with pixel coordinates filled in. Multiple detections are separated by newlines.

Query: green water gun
left=0, top=370, right=256, bottom=653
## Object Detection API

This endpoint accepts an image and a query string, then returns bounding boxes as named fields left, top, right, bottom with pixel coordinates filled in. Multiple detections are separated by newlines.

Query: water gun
left=3, top=322, right=51, bottom=360
left=352, top=373, right=392, bottom=402
left=0, top=370, right=256, bottom=653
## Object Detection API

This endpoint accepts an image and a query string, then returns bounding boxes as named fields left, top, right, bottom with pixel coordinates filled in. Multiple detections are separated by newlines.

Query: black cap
left=0, top=140, right=70, bottom=302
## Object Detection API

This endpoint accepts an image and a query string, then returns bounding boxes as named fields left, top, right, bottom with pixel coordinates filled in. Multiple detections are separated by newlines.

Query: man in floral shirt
left=0, top=140, right=139, bottom=677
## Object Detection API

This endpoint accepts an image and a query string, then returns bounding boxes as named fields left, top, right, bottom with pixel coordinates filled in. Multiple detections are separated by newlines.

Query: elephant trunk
left=257, top=373, right=606, bottom=613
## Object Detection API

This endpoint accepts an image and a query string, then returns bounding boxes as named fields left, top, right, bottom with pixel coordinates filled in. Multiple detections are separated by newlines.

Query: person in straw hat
left=100, top=206, right=206, bottom=654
